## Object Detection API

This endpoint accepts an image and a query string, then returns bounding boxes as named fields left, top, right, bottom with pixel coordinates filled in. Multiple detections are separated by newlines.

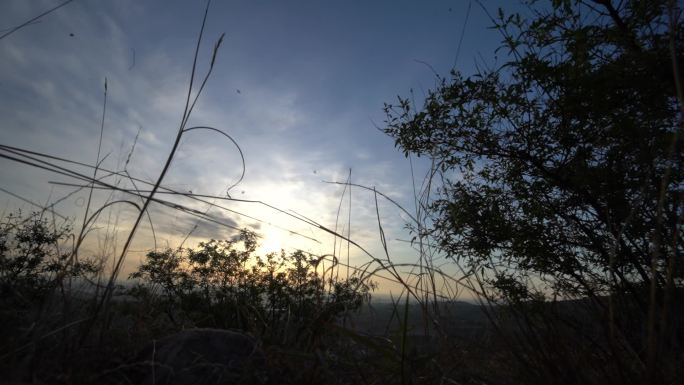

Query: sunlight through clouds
left=0, top=0, right=503, bottom=297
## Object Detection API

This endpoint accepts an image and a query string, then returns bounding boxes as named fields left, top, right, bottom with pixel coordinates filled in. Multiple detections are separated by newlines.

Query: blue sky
left=0, top=0, right=513, bottom=296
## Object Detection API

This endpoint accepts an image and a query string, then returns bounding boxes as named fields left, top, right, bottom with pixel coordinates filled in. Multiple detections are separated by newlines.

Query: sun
left=258, top=230, right=283, bottom=255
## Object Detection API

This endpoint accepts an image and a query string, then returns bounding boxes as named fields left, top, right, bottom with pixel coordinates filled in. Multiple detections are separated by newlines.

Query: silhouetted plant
left=129, top=230, right=372, bottom=347
left=0, top=211, right=98, bottom=306
left=383, top=0, right=683, bottom=383
left=0, top=211, right=103, bottom=384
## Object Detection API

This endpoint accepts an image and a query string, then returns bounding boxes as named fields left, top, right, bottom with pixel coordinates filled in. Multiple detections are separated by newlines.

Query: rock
left=134, top=328, right=265, bottom=385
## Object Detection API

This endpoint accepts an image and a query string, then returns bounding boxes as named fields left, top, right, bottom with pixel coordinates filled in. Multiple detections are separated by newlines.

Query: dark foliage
left=129, top=230, right=372, bottom=348
left=0, top=211, right=377, bottom=384
left=383, top=0, right=683, bottom=384
left=0, top=211, right=101, bottom=383
left=0, top=211, right=98, bottom=323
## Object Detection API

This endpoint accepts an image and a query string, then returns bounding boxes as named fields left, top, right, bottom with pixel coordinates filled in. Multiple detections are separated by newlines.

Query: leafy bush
left=0, top=211, right=98, bottom=308
left=0, top=211, right=375, bottom=384
left=0, top=211, right=103, bottom=383
left=383, top=0, right=683, bottom=383
left=129, top=229, right=373, bottom=347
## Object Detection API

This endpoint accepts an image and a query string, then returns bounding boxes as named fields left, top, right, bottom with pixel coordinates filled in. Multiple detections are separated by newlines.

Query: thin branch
left=0, top=0, right=75, bottom=41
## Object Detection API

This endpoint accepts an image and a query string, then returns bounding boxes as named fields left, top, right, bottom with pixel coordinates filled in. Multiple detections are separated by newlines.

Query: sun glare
left=259, top=230, right=283, bottom=255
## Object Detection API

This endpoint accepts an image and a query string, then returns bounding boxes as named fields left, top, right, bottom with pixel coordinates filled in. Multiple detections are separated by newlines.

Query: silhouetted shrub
left=129, top=229, right=373, bottom=347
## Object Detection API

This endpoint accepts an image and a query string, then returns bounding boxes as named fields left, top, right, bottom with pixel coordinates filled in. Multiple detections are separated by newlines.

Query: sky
left=0, top=0, right=514, bottom=297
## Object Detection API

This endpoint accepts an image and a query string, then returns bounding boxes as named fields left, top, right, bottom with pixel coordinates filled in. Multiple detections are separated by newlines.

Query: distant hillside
left=345, top=301, right=491, bottom=338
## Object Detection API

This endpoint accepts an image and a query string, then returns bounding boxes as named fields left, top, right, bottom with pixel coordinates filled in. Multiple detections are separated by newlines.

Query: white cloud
left=0, top=0, right=490, bottom=296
